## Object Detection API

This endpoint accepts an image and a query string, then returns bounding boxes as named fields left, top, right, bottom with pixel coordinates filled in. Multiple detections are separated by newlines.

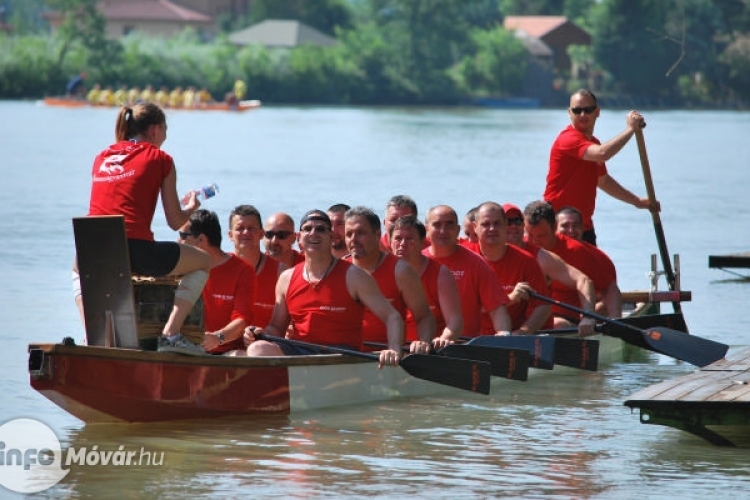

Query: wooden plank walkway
left=624, top=347, right=750, bottom=446
left=708, top=251, right=750, bottom=269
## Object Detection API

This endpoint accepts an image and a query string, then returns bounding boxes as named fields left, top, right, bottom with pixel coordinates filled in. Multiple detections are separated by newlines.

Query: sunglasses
left=570, top=105, right=597, bottom=115
left=179, top=231, right=198, bottom=240
left=506, top=217, right=524, bottom=226
left=300, top=225, right=329, bottom=234
left=264, top=230, right=292, bottom=240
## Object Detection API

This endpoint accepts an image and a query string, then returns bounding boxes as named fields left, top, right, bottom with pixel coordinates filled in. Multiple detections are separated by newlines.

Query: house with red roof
left=46, top=0, right=250, bottom=39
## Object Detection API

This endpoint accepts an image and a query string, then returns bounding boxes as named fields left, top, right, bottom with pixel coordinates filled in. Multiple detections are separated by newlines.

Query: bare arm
left=254, top=268, right=292, bottom=339
left=436, top=265, right=463, bottom=343
left=395, top=261, right=435, bottom=353
left=489, top=305, right=512, bottom=335
left=537, top=248, right=596, bottom=336
left=516, top=305, right=552, bottom=335
left=161, top=167, right=199, bottom=230
left=599, top=280, right=622, bottom=319
left=598, top=174, right=651, bottom=209
left=581, top=110, right=645, bottom=163
left=347, top=266, right=404, bottom=366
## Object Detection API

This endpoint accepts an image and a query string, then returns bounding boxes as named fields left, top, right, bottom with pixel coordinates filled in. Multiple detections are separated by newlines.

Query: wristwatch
left=215, top=332, right=225, bottom=344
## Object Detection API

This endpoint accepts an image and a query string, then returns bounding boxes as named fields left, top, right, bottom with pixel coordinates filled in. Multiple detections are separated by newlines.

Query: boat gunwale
left=28, top=342, right=370, bottom=368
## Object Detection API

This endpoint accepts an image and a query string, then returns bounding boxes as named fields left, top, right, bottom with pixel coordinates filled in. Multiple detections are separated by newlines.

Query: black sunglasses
left=265, top=230, right=292, bottom=240
left=179, top=231, right=199, bottom=240
left=570, top=105, right=597, bottom=115
left=506, top=217, right=524, bottom=226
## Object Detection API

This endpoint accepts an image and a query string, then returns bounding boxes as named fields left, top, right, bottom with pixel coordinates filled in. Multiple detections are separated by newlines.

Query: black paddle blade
left=618, top=313, right=688, bottom=333
left=399, top=354, right=491, bottom=394
left=466, top=336, right=555, bottom=370
left=553, top=337, right=599, bottom=371
left=643, top=327, right=728, bottom=367
left=439, top=344, right=529, bottom=381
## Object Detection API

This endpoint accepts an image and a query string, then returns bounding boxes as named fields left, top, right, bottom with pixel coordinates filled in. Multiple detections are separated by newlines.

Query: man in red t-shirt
left=344, top=206, right=434, bottom=353
left=423, top=205, right=511, bottom=337
left=543, top=88, right=652, bottom=246
left=243, top=210, right=406, bottom=368
left=524, top=201, right=621, bottom=328
left=263, top=212, right=304, bottom=268
left=379, top=194, right=418, bottom=252
left=178, top=210, right=256, bottom=354
left=227, top=204, right=286, bottom=329
left=474, top=202, right=551, bottom=334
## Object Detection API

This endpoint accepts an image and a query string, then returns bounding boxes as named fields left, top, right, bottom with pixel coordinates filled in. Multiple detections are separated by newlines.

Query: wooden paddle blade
left=399, top=354, right=491, bottom=394
left=553, top=337, right=599, bottom=371
left=439, top=344, right=529, bottom=381
left=617, top=313, right=688, bottom=333
left=466, top=336, right=555, bottom=370
left=643, top=327, right=728, bottom=367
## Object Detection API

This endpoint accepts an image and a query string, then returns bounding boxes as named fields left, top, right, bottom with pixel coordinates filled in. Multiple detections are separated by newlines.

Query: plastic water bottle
left=196, top=183, right=219, bottom=200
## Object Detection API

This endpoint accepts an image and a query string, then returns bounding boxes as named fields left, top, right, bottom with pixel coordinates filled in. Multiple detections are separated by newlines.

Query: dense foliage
left=1, top=0, right=748, bottom=106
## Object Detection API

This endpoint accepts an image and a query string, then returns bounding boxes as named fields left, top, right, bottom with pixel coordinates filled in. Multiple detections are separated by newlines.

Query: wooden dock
left=708, top=252, right=750, bottom=278
left=708, top=251, right=750, bottom=269
left=624, top=347, right=750, bottom=446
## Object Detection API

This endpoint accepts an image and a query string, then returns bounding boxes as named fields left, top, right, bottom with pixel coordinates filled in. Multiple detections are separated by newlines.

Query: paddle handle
left=257, top=334, right=377, bottom=361
left=635, top=129, right=682, bottom=314
left=528, top=291, right=641, bottom=335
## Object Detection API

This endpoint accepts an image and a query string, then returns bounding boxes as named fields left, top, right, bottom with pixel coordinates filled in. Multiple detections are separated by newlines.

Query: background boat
left=40, top=96, right=262, bottom=112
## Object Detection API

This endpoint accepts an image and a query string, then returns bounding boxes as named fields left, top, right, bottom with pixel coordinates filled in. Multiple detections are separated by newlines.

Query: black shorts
left=128, top=239, right=180, bottom=276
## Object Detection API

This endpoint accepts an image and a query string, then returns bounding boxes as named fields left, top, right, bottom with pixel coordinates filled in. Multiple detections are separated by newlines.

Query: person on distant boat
left=380, top=194, right=418, bottom=252
left=233, top=78, right=247, bottom=101
left=423, top=204, right=512, bottom=337
left=140, top=84, right=155, bottom=104
left=127, top=86, right=141, bottom=106
left=227, top=204, right=287, bottom=331
left=263, top=212, right=304, bottom=268
left=86, top=83, right=101, bottom=105
left=242, top=210, right=406, bottom=369
left=65, top=72, right=87, bottom=98
left=327, top=203, right=350, bottom=259
left=503, top=202, right=597, bottom=337
left=473, top=202, right=551, bottom=334
left=198, top=87, right=213, bottom=104
left=544, top=88, right=654, bottom=246
left=390, top=215, right=463, bottom=346
left=182, top=86, right=197, bottom=108
left=524, top=200, right=621, bottom=329
left=168, top=86, right=183, bottom=108
left=556, top=205, right=620, bottom=317
left=74, top=102, right=211, bottom=356
left=114, top=85, right=128, bottom=106
left=99, top=86, right=115, bottom=107
left=154, top=86, right=170, bottom=108
left=178, top=209, right=256, bottom=354
left=344, top=206, right=435, bottom=353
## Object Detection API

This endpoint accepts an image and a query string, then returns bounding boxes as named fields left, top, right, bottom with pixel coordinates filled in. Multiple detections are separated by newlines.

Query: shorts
left=128, top=239, right=180, bottom=276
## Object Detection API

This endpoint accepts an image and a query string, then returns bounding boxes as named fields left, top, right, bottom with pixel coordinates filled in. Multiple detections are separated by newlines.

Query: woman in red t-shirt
left=74, top=102, right=210, bottom=355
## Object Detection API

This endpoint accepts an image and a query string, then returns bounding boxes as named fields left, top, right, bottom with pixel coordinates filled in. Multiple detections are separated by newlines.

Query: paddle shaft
left=635, top=128, right=682, bottom=315
left=258, top=334, right=492, bottom=394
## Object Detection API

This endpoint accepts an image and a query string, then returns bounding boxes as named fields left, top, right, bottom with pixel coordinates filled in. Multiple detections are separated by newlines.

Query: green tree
left=451, top=27, right=527, bottom=96
left=45, top=0, right=121, bottom=77
left=721, top=34, right=750, bottom=101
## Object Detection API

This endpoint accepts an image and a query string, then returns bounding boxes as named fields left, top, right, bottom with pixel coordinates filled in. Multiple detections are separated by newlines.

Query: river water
left=2, top=100, right=750, bottom=498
